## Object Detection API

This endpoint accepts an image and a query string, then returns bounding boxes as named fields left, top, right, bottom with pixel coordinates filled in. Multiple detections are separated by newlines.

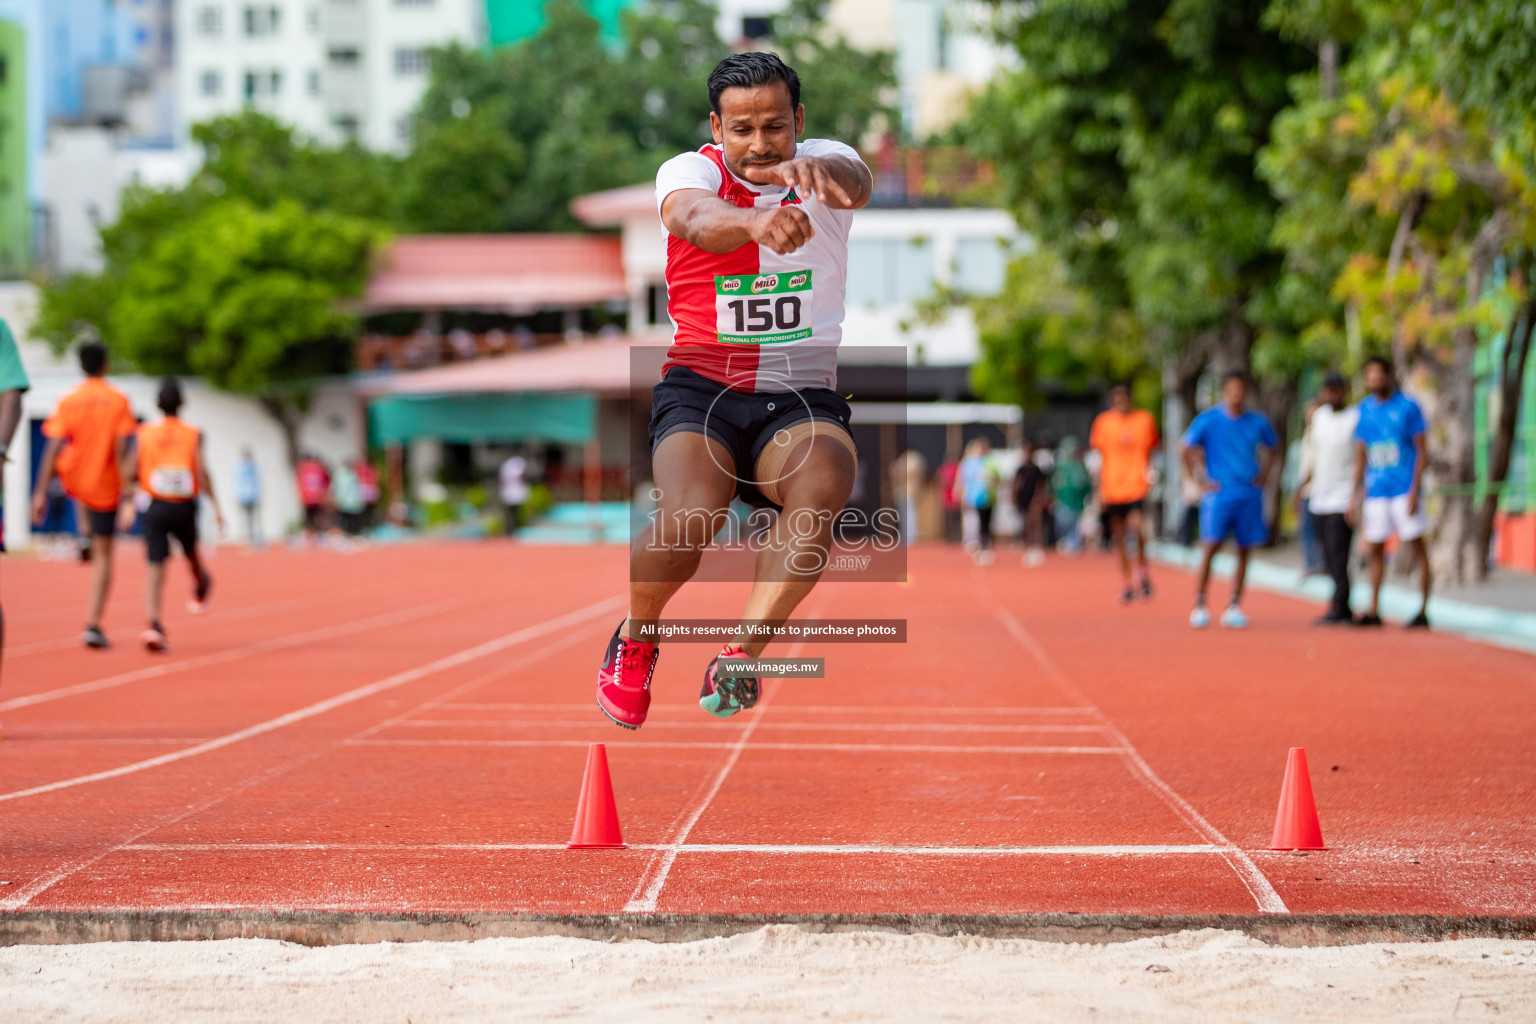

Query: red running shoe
left=699, top=645, right=759, bottom=719
left=596, top=622, right=659, bottom=730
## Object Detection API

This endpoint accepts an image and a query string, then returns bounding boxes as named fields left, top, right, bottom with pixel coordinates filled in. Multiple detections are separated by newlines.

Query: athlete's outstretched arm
left=757, top=155, right=873, bottom=210
left=662, top=189, right=814, bottom=256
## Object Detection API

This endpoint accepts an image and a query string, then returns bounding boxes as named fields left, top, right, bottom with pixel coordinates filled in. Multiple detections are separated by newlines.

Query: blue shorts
left=1200, top=490, right=1267, bottom=548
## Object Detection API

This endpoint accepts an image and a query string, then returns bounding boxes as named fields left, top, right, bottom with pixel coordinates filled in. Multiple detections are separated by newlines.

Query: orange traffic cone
left=1269, top=746, right=1326, bottom=850
left=567, top=743, right=626, bottom=849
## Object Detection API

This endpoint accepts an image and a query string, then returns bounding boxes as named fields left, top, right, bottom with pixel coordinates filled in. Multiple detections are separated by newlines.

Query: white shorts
left=1361, top=495, right=1428, bottom=544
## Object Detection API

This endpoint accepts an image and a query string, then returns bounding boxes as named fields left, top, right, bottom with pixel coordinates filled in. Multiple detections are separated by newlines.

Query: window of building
left=954, top=237, right=1007, bottom=296
left=196, top=5, right=222, bottom=36
left=394, top=47, right=429, bottom=74
left=333, top=115, right=360, bottom=143
left=307, top=4, right=321, bottom=31
left=328, top=46, right=361, bottom=66
left=741, top=15, right=771, bottom=40
left=395, top=116, right=412, bottom=145
left=200, top=69, right=222, bottom=96
left=307, top=68, right=321, bottom=96
left=242, top=68, right=282, bottom=102
left=846, top=239, right=936, bottom=306
left=243, top=4, right=280, bottom=36
left=395, top=0, right=434, bottom=6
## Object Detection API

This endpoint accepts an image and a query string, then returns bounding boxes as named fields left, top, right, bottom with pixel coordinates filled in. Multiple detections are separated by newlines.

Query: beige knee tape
left=754, top=418, right=858, bottom=506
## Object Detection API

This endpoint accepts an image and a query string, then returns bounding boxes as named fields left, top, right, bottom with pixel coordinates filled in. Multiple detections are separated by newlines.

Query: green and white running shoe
left=699, top=645, right=759, bottom=719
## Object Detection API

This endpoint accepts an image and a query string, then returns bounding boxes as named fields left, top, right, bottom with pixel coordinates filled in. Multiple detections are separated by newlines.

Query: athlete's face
left=1365, top=362, right=1392, bottom=396
left=1222, top=376, right=1247, bottom=409
left=1109, top=387, right=1130, bottom=413
left=711, top=82, right=804, bottom=185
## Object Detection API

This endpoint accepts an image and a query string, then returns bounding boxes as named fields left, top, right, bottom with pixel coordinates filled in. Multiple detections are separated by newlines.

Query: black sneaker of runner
left=78, top=539, right=92, bottom=564
left=82, top=625, right=111, bottom=649
left=1119, top=587, right=1136, bottom=605
left=1140, top=575, right=1154, bottom=600
left=1405, top=611, right=1431, bottom=630
left=1354, top=612, right=1383, bottom=627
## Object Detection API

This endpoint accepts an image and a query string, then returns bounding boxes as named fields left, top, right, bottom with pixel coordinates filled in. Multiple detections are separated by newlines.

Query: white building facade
left=175, top=0, right=483, bottom=151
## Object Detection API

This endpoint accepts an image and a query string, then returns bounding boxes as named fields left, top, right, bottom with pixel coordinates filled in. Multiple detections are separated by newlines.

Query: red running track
left=1, top=540, right=1533, bottom=917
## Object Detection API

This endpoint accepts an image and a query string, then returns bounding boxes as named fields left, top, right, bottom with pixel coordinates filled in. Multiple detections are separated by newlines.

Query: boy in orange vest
left=120, top=378, right=225, bottom=653
left=31, top=341, right=138, bottom=648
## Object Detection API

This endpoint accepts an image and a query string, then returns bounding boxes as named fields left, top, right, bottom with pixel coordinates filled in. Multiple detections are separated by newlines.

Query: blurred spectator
left=236, top=446, right=263, bottom=547
left=499, top=450, right=530, bottom=536
left=1295, top=396, right=1326, bottom=578
left=936, top=454, right=961, bottom=543
left=448, top=329, right=477, bottom=361
left=1052, top=436, right=1092, bottom=555
left=891, top=449, right=927, bottom=545
left=959, top=438, right=999, bottom=564
left=356, top=459, right=380, bottom=526
left=1298, top=373, right=1358, bottom=624
left=1014, top=441, right=1050, bottom=567
left=332, top=460, right=366, bottom=536
left=296, top=454, right=331, bottom=543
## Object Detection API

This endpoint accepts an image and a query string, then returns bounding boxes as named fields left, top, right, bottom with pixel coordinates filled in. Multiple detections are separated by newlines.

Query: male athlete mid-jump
left=596, top=52, right=873, bottom=729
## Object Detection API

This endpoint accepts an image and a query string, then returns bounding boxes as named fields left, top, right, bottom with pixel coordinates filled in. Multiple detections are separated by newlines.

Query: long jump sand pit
left=4, top=925, right=1534, bottom=1022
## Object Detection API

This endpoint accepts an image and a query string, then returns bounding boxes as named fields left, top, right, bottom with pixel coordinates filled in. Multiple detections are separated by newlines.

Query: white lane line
left=0, top=599, right=458, bottom=713
left=0, top=595, right=625, bottom=805
left=347, top=620, right=610, bottom=742
left=992, top=606, right=1290, bottom=915
left=2, top=611, right=615, bottom=909
left=386, top=720, right=1110, bottom=734
left=345, top=739, right=1123, bottom=755
left=3, top=594, right=326, bottom=659
left=119, top=842, right=1221, bottom=856
left=622, top=626, right=811, bottom=913
left=437, top=703, right=1099, bottom=716
left=0, top=746, right=332, bottom=910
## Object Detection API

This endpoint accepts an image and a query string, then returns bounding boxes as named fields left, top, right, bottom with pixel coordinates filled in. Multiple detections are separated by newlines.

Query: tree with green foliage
left=1259, top=0, right=1536, bottom=582
left=405, top=0, right=895, bottom=233
left=35, top=113, right=389, bottom=465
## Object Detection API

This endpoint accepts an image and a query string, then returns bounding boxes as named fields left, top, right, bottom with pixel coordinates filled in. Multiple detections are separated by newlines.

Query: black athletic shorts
left=1103, top=499, right=1145, bottom=521
left=648, top=365, right=853, bottom=509
left=143, top=498, right=198, bottom=564
left=82, top=504, right=118, bottom=538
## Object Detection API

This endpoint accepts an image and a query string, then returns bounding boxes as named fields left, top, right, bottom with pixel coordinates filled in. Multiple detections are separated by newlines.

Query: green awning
left=369, top=392, right=596, bottom=446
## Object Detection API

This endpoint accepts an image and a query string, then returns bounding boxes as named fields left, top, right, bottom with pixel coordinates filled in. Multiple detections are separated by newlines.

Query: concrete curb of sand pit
left=2, top=911, right=1534, bottom=948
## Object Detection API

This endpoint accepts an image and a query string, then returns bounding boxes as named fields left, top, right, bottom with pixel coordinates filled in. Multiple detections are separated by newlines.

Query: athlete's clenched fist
left=749, top=205, right=815, bottom=255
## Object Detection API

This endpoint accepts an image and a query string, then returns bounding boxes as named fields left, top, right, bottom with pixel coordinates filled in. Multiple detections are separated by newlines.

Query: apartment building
left=176, top=0, right=482, bottom=151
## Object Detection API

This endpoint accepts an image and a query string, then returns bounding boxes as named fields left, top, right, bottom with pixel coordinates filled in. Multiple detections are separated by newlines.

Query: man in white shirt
left=498, top=452, right=530, bottom=537
left=1296, top=373, right=1360, bottom=624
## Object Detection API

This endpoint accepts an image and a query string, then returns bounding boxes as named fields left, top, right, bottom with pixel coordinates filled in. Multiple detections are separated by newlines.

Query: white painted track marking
left=0, top=600, right=457, bottom=713
left=992, top=606, right=1290, bottom=915
left=0, top=595, right=624, bottom=805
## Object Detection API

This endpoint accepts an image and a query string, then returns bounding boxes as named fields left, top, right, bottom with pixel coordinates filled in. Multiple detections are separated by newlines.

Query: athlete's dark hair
left=1222, top=370, right=1249, bottom=387
left=1108, top=380, right=1131, bottom=394
left=707, top=52, right=801, bottom=118
left=78, top=340, right=108, bottom=376
left=157, top=376, right=184, bottom=415
left=1363, top=355, right=1394, bottom=376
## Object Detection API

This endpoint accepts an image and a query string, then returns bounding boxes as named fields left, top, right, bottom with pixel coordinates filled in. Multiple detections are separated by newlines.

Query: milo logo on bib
left=715, top=269, right=813, bottom=344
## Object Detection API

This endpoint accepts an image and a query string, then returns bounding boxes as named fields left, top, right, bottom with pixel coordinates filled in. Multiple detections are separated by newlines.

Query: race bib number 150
left=716, top=270, right=813, bottom=344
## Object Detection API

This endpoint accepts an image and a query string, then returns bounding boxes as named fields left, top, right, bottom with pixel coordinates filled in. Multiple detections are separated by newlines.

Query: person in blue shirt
left=1181, top=372, right=1279, bottom=629
left=1348, top=356, right=1430, bottom=628
left=235, top=447, right=262, bottom=548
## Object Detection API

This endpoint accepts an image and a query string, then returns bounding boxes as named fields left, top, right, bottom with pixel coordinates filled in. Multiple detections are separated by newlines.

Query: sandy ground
left=2, top=927, right=1534, bottom=1022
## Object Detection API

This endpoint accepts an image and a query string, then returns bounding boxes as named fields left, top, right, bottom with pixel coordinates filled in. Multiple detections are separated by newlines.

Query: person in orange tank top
left=1089, top=383, right=1159, bottom=604
left=119, top=378, right=225, bottom=653
left=30, top=341, right=138, bottom=649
